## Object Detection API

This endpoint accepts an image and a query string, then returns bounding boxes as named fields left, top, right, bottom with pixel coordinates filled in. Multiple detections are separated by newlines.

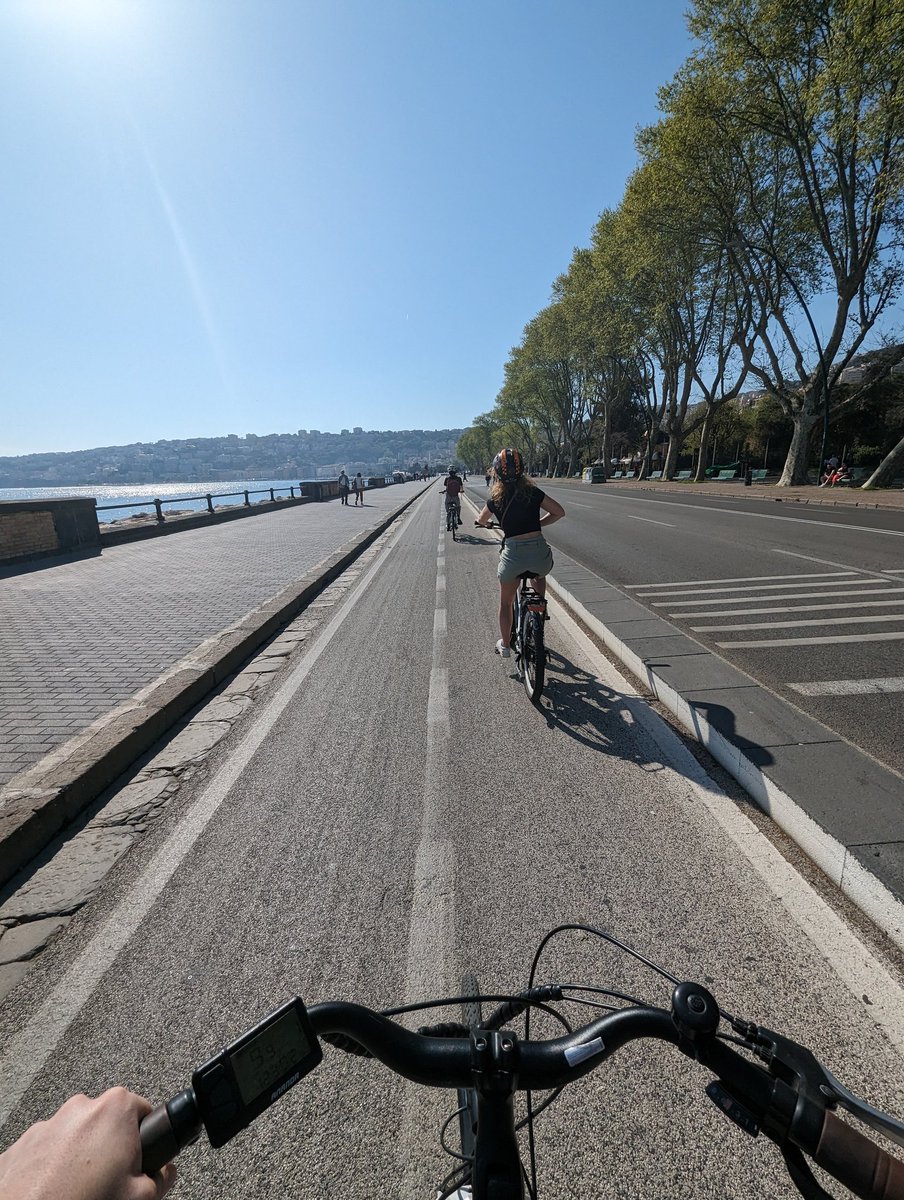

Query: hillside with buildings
left=0, top=428, right=466, bottom=487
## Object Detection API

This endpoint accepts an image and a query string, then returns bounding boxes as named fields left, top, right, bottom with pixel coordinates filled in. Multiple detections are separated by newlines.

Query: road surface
left=1, top=489, right=902, bottom=1199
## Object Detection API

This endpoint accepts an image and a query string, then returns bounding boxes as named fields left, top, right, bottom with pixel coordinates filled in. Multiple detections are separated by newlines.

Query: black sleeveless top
left=487, top=487, right=545, bottom=537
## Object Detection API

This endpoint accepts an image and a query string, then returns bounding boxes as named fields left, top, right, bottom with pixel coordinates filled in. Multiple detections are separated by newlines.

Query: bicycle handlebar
left=138, top=992, right=904, bottom=1198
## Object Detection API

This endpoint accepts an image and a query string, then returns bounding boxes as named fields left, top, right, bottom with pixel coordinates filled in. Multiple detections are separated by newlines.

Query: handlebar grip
left=140, top=1088, right=200, bottom=1175
left=140, top=1103, right=178, bottom=1175
left=814, top=1110, right=904, bottom=1200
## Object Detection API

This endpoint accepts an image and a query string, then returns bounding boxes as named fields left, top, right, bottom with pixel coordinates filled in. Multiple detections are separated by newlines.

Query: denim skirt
left=497, top=535, right=554, bottom=582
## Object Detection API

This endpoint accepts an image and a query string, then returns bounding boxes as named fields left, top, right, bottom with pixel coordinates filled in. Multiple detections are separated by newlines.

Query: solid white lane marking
left=716, top=631, right=904, bottom=648
left=548, top=591, right=904, bottom=1054
left=631, top=571, right=856, bottom=589
left=655, top=587, right=904, bottom=608
left=627, top=515, right=676, bottom=528
left=543, top=485, right=904, bottom=538
left=693, top=614, right=904, bottom=632
left=0, top=505, right=417, bottom=1134
left=773, top=549, right=902, bottom=583
left=641, top=578, right=891, bottom=598
left=789, top=677, right=904, bottom=696
left=670, top=599, right=904, bottom=619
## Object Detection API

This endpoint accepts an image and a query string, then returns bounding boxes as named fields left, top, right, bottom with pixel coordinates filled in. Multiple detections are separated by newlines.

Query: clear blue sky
left=0, top=0, right=693, bottom=456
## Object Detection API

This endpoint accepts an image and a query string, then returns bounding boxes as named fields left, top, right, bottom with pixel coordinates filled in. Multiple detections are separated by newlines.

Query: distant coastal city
left=0, top=427, right=466, bottom=488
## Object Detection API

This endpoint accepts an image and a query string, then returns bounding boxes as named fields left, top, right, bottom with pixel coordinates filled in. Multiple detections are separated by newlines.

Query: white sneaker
left=495, top=639, right=511, bottom=658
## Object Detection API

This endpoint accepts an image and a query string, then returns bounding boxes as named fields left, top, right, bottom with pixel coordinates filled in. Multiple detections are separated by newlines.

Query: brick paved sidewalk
left=0, top=484, right=428, bottom=787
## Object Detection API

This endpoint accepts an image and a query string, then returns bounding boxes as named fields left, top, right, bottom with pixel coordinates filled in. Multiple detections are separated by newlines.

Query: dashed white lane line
left=545, top=486, right=904, bottom=538
left=789, top=678, right=904, bottom=696
left=627, top=515, right=676, bottom=528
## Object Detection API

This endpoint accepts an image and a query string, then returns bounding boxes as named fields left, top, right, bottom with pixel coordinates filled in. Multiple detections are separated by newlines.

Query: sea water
left=0, top=480, right=303, bottom=523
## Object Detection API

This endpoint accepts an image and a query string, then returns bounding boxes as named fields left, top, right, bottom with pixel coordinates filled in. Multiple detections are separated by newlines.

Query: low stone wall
left=299, top=480, right=340, bottom=501
left=0, top=499, right=100, bottom=566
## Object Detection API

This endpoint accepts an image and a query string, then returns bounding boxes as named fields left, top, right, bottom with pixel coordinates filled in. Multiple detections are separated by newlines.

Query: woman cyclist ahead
left=475, top=450, right=565, bottom=657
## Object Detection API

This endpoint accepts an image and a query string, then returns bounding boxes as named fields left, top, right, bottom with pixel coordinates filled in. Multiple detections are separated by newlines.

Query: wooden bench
left=648, top=470, right=663, bottom=480
left=715, top=469, right=737, bottom=481
left=750, top=469, right=768, bottom=482
left=675, top=470, right=692, bottom=480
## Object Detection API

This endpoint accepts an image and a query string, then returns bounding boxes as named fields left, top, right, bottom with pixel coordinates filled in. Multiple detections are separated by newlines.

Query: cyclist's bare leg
left=533, top=576, right=547, bottom=598
left=498, top=580, right=518, bottom=645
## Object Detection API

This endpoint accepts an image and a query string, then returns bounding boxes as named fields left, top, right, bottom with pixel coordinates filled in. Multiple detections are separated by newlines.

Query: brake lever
left=820, top=1065, right=904, bottom=1151
left=745, top=1026, right=904, bottom=1151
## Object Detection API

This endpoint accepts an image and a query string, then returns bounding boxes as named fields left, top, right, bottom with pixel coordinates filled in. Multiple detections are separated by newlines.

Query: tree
left=681, top=0, right=904, bottom=485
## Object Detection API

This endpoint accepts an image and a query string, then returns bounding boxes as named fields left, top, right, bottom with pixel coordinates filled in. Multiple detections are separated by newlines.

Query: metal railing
left=95, top=485, right=303, bottom=524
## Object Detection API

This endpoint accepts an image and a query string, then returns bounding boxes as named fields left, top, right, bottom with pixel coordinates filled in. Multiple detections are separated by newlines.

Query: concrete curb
left=0, top=486, right=427, bottom=889
left=464, top=488, right=904, bottom=950
left=544, top=564, right=904, bottom=955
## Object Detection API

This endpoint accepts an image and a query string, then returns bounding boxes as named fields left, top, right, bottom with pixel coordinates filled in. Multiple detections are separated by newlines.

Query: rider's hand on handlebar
left=0, top=1088, right=176, bottom=1200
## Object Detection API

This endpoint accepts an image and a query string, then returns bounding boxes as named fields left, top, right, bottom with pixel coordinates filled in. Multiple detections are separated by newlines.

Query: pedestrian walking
left=354, top=472, right=364, bottom=505
left=338, top=469, right=350, bottom=505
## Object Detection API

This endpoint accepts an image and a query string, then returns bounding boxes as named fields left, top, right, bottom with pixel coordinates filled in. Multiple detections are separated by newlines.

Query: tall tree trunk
left=694, top=409, right=712, bottom=482
left=664, top=434, right=681, bottom=480
left=778, top=407, right=820, bottom=486
left=861, top=434, right=904, bottom=490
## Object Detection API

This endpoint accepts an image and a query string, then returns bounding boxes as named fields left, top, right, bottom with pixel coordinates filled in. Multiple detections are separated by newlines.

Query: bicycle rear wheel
left=521, top=611, right=546, bottom=704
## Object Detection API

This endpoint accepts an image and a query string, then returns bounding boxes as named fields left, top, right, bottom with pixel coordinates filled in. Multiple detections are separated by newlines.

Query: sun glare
left=16, top=0, right=141, bottom=38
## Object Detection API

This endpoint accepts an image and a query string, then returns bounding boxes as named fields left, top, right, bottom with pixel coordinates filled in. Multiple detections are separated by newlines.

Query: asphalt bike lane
left=536, top=483, right=904, bottom=777
left=0, top=487, right=902, bottom=1198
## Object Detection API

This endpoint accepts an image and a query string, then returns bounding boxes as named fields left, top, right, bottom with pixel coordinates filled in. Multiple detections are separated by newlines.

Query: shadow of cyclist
left=533, top=650, right=658, bottom=767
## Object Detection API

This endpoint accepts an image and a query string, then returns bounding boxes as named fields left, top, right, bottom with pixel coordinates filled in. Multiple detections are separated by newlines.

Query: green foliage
left=466, top=0, right=904, bottom=487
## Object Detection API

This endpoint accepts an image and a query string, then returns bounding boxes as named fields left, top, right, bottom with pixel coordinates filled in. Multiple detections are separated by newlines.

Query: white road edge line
left=546, top=576, right=904, bottom=966
left=548, top=584, right=904, bottom=1056
left=0, top=505, right=419, bottom=1134
left=543, top=486, right=904, bottom=539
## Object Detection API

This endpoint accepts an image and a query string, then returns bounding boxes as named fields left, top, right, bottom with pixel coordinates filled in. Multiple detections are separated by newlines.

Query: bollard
left=244, top=490, right=250, bottom=507
left=206, top=493, right=214, bottom=513
left=270, top=488, right=275, bottom=501
left=154, top=499, right=165, bottom=523
left=290, top=486, right=295, bottom=498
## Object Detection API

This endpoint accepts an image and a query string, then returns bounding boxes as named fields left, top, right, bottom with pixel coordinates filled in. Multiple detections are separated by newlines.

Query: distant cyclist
left=475, top=449, right=565, bottom=657
left=440, top=467, right=464, bottom=526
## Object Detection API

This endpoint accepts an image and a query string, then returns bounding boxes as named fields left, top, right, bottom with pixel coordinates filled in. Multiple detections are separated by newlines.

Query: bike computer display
left=191, top=997, right=322, bottom=1147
